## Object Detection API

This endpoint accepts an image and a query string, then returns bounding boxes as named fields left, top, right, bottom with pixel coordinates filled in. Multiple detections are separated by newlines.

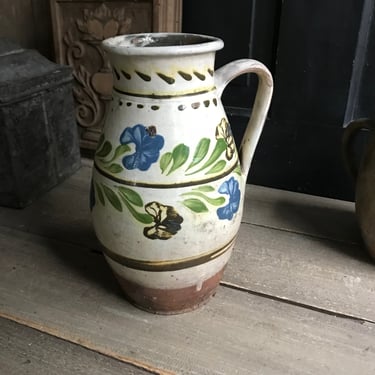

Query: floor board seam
left=0, top=312, right=176, bottom=375
left=240, top=220, right=362, bottom=246
left=1, top=223, right=372, bottom=324
left=220, top=280, right=375, bottom=325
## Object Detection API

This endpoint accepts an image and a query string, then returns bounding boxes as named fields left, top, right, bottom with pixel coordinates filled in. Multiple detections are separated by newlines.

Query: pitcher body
left=91, top=33, right=273, bottom=313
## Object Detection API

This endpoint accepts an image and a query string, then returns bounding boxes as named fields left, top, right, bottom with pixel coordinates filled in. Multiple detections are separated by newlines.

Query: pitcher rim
left=102, top=33, right=224, bottom=56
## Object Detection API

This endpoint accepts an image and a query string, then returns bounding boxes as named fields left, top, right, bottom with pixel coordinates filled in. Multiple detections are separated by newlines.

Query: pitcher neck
left=108, top=52, right=218, bottom=98
left=102, top=33, right=223, bottom=98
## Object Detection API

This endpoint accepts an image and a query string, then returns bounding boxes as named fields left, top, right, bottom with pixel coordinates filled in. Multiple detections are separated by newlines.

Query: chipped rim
left=102, top=32, right=224, bottom=56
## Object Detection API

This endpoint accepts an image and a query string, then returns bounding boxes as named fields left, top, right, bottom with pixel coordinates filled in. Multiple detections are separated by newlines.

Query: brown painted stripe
left=94, top=160, right=239, bottom=189
left=113, top=87, right=215, bottom=99
left=103, top=237, right=235, bottom=272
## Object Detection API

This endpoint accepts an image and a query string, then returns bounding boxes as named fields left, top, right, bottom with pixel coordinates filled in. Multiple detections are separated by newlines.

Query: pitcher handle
left=215, top=59, right=273, bottom=179
left=342, top=118, right=375, bottom=179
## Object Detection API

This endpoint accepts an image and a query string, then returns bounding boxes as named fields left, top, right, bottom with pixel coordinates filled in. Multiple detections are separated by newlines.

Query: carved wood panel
left=50, top=0, right=182, bottom=151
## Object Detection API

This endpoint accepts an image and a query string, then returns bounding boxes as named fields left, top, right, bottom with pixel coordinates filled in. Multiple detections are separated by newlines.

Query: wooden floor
left=1, top=159, right=374, bottom=374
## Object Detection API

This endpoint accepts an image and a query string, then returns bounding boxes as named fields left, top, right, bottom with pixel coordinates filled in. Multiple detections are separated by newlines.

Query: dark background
left=182, top=0, right=375, bottom=201
left=2, top=0, right=374, bottom=202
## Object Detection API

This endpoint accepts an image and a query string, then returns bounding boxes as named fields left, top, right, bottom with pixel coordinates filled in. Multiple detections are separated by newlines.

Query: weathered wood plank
left=226, top=222, right=375, bottom=323
left=243, top=184, right=361, bottom=244
left=0, top=227, right=374, bottom=375
left=0, top=317, right=149, bottom=375
left=0, top=162, right=371, bottom=322
left=0, top=163, right=97, bottom=249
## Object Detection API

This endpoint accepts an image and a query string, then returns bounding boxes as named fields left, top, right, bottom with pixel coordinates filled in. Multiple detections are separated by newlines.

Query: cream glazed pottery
left=90, top=33, right=273, bottom=314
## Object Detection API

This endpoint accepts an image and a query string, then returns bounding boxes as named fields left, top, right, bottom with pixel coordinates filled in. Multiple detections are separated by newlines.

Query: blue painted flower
left=217, top=177, right=241, bottom=220
left=120, top=124, right=164, bottom=171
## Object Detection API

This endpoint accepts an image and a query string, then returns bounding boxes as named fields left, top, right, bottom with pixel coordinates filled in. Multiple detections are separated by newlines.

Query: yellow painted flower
left=215, top=118, right=235, bottom=160
left=143, top=202, right=183, bottom=240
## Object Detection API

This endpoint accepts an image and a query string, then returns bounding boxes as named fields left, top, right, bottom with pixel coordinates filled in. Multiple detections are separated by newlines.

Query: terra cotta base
left=114, top=267, right=226, bottom=314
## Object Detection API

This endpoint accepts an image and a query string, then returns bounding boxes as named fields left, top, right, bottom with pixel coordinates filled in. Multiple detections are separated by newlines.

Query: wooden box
left=0, top=40, right=81, bottom=208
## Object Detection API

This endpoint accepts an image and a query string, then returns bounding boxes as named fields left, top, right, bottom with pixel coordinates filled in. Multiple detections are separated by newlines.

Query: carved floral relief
left=52, top=1, right=153, bottom=149
left=51, top=0, right=182, bottom=150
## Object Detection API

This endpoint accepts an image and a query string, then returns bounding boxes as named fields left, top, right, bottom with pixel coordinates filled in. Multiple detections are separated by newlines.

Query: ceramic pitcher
left=343, top=118, right=375, bottom=260
left=90, top=33, right=273, bottom=313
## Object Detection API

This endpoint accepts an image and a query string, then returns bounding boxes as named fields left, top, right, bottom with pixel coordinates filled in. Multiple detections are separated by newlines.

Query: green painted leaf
left=186, top=138, right=210, bottom=171
left=119, top=196, right=153, bottom=224
left=95, top=182, right=105, bottom=205
left=167, top=144, right=190, bottom=175
left=109, top=144, right=131, bottom=162
left=96, top=141, right=112, bottom=158
left=97, top=134, right=105, bottom=149
left=193, top=185, right=215, bottom=192
left=117, top=187, right=143, bottom=207
left=205, top=196, right=225, bottom=206
left=130, top=210, right=153, bottom=225
left=183, top=198, right=208, bottom=213
left=205, top=160, right=226, bottom=175
left=234, top=163, right=242, bottom=176
left=102, top=184, right=122, bottom=212
left=182, top=192, right=225, bottom=206
left=160, top=152, right=173, bottom=174
left=187, top=138, right=226, bottom=174
left=105, top=163, right=123, bottom=174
